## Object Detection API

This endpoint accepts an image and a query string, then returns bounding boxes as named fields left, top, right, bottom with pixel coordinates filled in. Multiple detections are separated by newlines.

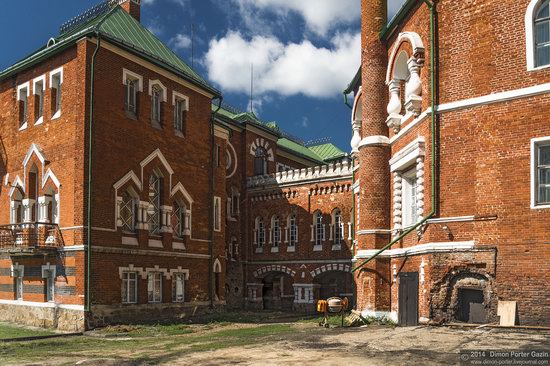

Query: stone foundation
left=0, top=303, right=85, bottom=332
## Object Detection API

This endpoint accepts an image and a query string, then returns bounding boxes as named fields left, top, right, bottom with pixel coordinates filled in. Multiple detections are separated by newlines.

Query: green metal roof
left=277, top=138, right=325, bottom=164
left=0, top=5, right=219, bottom=96
left=308, top=143, right=346, bottom=162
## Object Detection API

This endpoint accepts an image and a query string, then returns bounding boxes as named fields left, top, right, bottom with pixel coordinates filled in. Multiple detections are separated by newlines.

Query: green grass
left=300, top=314, right=350, bottom=327
left=0, top=322, right=55, bottom=340
left=0, top=323, right=297, bottom=364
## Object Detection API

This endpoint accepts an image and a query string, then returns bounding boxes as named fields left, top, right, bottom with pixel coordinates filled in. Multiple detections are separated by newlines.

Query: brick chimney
left=120, top=0, right=141, bottom=22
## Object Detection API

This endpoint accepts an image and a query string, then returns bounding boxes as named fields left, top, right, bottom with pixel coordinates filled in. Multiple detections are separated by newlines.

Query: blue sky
left=0, top=0, right=405, bottom=151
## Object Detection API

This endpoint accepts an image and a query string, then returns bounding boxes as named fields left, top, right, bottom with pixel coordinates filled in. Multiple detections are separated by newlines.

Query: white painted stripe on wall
left=0, top=300, right=84, bottom=311
left=354, top=241, right=475, bottom=259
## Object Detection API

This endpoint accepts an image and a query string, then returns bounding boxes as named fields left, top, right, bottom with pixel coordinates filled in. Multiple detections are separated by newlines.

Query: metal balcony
left=0, top=223, right=64, bottom=256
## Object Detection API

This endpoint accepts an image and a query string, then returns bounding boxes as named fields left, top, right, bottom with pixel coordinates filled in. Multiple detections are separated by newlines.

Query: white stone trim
left=226, top=141, right=238, bottom=179
left=253, top=265, right=296, bottom=278
left=426, top=216, right=476, bottom=224
left=356, top=229, right=392, bottom=235
left=249, top=138, right=274, bottom=161
left=358, top=135, right=390, bottom=148
left=310, top=263, right=351, bottom=278
left=213, top=258, right=222, bottom=273
left=16, top=82, right=30, bottom=100
left=140, top=149, right=174, bottom=188
left=122, top=68, right=144, bottom=91
left=168, top=267, right=190, bottom=280
left=354, top=241, right=476, bottom=259
left=42, top=168, right=60, bottom=189
left=122, top=236, right=139, bottom=246
left=172, top=91, right=189, bottom=108
left=41, top=263, right=56, bottom=279
left=0, top=299, right=84, bottom=311
left=10, top=263, right=24, bottom=277
left=9, top=176, right=24, bottom=198
left=526, top=0, right=550, bottom=71
left=148, top=239, right=163, bottom=248
left=33, top=75, right=46, bottom=93
left=23, top=143, right=48, bottom=167
left=49, top=67, right=63, bottom=86
left=390, top=137, right=425, bottom=172
left=144, top=265, right=169, bottom=279
left=531, top=136, right=550, bottom=209
left=118, top=264, right=145, bottom=279
left=386, top=31, right=425, bottom=84
left=148, top=79, right=167, bottom=102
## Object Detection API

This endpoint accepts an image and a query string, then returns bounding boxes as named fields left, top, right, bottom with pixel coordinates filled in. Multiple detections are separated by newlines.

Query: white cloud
left=301, top=117, right=309, bottom=128
left=205, top=31, right=360, bottom=99
left=171, top=34, right=192, bottom=50
left=229, top=0, right=360, bottom=37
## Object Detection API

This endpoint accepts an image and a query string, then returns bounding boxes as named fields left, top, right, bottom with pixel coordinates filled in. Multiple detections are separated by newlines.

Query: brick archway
left=253, top=265, right=296, bottom=279
left=310, top=263, right=351, bottom=279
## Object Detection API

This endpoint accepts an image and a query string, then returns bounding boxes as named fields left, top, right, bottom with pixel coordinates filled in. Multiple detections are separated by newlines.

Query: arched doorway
left=314, top=271, right=354, bottom=302
left=262, top=272, right=294, bottom=310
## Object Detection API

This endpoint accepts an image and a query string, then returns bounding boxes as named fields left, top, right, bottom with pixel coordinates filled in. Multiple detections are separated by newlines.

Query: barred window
left=172, top=202, right=185, bottom=238
left=148, top=174, right=162, bottom=235
left=120, top=191, right=137, bottom=233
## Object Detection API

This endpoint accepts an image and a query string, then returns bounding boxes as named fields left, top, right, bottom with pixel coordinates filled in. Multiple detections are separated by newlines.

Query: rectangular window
left=214, top=196, right=221, bottom=232
left=14, top=271, right=23, bottom=301
left=19, top=87, right=28, bottom=127
left=125, top=78, right=138, bottom=114
left=34, top=80, right=44, bottom=122
left=289, top=216, right=297, bottom=247
left=147, top=272, right=162, bottom=303
left=402, top=168, right=418, bottom=227
left=215, top=144, right=221, bottom=167
left=45, top=270, right=54, bottom=302
left=172, top=273, right=185, bottom=303
left=51, top=73, right=62, bottom=117
left=152, top=87, right=162, bottom=123
left=534, top=141, right=550, bottom=205
left=174, top=98, right=186, bottom=134
left=122, top=271, right=137, bottom=304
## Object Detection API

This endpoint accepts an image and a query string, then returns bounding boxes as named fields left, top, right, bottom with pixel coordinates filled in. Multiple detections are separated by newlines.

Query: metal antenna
left=250, top=63, right=254, bottom=114
left=191, top=23, right=195, bottom=69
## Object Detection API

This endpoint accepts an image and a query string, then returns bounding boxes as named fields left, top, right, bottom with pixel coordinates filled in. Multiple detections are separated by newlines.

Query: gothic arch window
left=120, top=188, right=138, bottom=233
left=254, top=147, right=268, bottom=176
left=171, top=200, right=186, bottom=238
left=148, top=172, right=163, bottom=235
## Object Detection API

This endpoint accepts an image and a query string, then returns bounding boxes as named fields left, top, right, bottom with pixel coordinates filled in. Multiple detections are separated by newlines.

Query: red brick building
left=0, top=0, right=354, bottom=330
left=345, top=0, right=550, bottom=325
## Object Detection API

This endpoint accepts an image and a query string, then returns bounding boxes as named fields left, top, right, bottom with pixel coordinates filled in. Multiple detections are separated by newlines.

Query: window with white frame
left=533, top=139, right=550, bottom=206
left=151, top=85, right=163, bottom=124
left=255, top=217, right=265, bottom=248
left=120, top=190, right=137, bottom=232
left=148, top=174, right=162, bottom=235
left=314, top=211, right=324, bottom=246
left=535, top=0, right=550, bottom=67
left=174, top=97, right=187, bottom=134
left=271, top=215, right=281, bottom=247
left=45, top=269, right=55, bottom=302
left=333, top=209, right=343, bottom=245
left=402, top=168, right=418, bottom=227
left=172, top=201, right=186, bottom=238
left=147, top=272, right=162, bottom=303
left=122, top=271, right=138, bottom=304
left=254, top=147, right=268, bottom=176
left=14, top=269, right=23, bottom=301
left=172, top=273, right=185, bottom=302
left=125, top=78, right=138, bottom=114
left=33, top=77, right=45, bottom=123
left=18, top=84, right=29, bottom=128
left=289, top=214, right=297, bottom=247
left=214, top=196, right=221, bottom=231
left=50, top=70, right=62, bottom=118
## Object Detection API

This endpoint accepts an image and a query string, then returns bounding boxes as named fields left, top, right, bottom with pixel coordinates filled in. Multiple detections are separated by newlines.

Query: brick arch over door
left=253, top=265, right=296, bottom=279
left=310, top=263, right=351, bottom=278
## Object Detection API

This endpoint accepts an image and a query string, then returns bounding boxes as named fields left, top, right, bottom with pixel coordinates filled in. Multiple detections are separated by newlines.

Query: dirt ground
left=178, top=325, right=550, bottom=366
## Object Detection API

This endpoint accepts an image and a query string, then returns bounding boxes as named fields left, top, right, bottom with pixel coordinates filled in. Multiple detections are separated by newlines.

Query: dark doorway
left=398, top=272, right=419, bottom=327
left=457, top=288, right=485, bottom=323
left=262, top=272, right=294, bottom=310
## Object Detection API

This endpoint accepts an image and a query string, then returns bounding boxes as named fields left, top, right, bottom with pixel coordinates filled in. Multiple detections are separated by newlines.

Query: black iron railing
left=0, top=223, right=65, bottom=251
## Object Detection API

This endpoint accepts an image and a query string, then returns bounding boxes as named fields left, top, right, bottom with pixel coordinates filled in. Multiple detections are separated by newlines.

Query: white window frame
left=172, top=91, right=189, bottom=136
left=333, top=209, right=343, bottom=245
left=33, top=75, right=46, bottom=125
left=17, top=82, right=30, bottom=130
left=147, top=272, right=162, bottom=303
left=526, top=0, right=550, bottom=71
left=401, top=168, right=418, bottom=227
left=531, top=136, right=550, bottom=209
left=289, top=214, right=298, bottom=248
left=122, top=271, right=138, bottom=304
left=14, top=270, right=23, bottom=301
left=214, top=196, right=221, bottom=232
left=271, top=216, right=281, bottom=248
left=50, top=67, right=63, bottom=120
left=255, top=217, right=265, bottom=249
left=172, top=272, right=185, bottom=303
left=314, top=211, right=324, bottom=247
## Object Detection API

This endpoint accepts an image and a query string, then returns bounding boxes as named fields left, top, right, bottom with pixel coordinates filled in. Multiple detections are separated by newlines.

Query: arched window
left=289, top=214, right=298, bottom=247
left=535, top=0, right=550, bottom=67
left=148, top=173, right=162, bottom=235
left=255, top=217, right=265, bottom=248
left=254, top=147, right=268, bottom=176
left=171, top=201, right=186, bottom=238
left=333, top=209, right=343, bottom=245
left=120, top=189, right=137, bottom=232
left=28, top=165, right=38, bottom=222
left=271, top=216, right=281, bottom=247
left=314, top=211, right=324, bottom=246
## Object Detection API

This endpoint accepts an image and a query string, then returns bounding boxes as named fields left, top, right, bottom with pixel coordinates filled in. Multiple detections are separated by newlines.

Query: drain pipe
left=352, top=0, right=438, bottom=273
left=209, top=96, right=223, bottom=309
left=86, top=31, right=102, bottom=312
